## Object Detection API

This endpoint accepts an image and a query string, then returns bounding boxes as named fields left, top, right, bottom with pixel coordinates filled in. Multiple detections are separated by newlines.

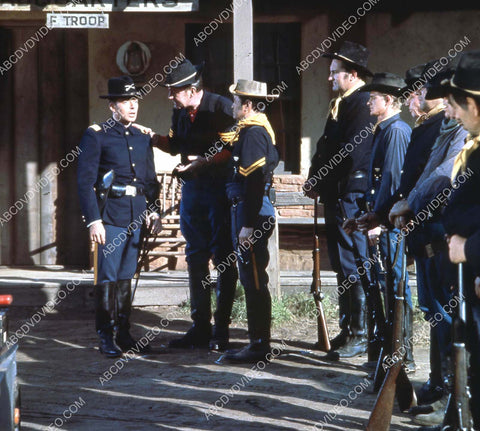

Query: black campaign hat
left=401, top=63, right=427, bottom=94
left=360, top=72, right=406, bottom=97
left=162, top=59, right=204, bottom=88
left=322, top=41, right=373, bottom=76
left=100, top=76, right=141, bottom=99
left=449, top=50, right=480, bottom=96
left=426, top=68, right=455, bottom=100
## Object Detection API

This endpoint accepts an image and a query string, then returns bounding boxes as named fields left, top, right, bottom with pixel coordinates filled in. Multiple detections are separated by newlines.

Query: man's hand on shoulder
left=132, top=123, right=155, bottom=138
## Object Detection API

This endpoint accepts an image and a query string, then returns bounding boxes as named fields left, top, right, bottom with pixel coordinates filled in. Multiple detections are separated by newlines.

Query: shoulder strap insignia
left=88, top=124, right=102, bottom=132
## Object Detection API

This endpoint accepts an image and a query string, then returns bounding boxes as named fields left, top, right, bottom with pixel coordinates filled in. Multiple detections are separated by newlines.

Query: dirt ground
left=9, top=304, right=431, bottom=431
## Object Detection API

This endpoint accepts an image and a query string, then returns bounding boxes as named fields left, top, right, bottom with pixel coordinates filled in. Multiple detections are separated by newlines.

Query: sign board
left=0, top=0, right=198, bottom=12
left=46, top=13, right=109, bottom=28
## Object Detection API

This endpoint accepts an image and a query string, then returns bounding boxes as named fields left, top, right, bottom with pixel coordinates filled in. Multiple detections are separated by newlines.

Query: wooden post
left=267, top=208, right=281, bottom=298
left=233, top=0, right=253, bottom=81
left=0, top=27, right=13, bottom=265
left=13, top=27, right=40, bottom=265
left=39, top=31, right=64, bottom=265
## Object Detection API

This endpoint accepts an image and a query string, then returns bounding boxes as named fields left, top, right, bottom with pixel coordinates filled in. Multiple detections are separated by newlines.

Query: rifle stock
left=367, top=240, right=416, bottom=429
left=312, top=198, right=331, bottom=352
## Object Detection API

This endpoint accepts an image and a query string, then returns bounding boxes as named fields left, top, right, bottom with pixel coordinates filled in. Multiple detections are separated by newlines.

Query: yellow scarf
left=329, top=80, right=366, bottom=121
left=219, top=112, right=276, bottom=146
left=414, top=104, right=445, bottom=128
left=451, top=134, right=480, bottom=181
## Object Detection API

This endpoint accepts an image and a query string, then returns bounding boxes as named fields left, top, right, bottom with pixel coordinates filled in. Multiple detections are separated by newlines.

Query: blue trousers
left=97, top=224, right=141, bottom=284
left=230, top=197, right=275, bottom=342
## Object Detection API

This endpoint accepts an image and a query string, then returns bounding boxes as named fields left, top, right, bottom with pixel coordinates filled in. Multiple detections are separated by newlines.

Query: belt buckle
left=125, top=185, right=137, bottom=197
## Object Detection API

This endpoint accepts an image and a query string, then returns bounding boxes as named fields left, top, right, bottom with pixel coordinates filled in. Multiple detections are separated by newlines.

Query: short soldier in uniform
left=77, top=76, right=161, bottom=358
left=344, top=72, right=414, bottom=369
left=221, top=79, right=280, bottom=363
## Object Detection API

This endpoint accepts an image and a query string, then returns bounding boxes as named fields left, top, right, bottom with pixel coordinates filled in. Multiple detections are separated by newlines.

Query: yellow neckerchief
left=329, top=79, right=366, bottom=121
left=451, top=134, right=480, bottom=181
left=414, top=103, right=445, bottom=128
left=372, top=110, right=401, bottom=134
left=218, top=112, right=276, bottom=146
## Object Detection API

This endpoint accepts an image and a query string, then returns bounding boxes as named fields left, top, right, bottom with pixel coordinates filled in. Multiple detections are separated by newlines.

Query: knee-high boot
left=95, top=282, right=122, bottom=358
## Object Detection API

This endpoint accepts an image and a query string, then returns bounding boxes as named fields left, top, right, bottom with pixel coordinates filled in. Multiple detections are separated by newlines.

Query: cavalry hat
left=401, top=63, right=426, bottom=94
left=229, top=79, right=280, bottom=99
left=360, top=72, right=406, bottom=97
left=100, top=76, right=141, bottom=99
left=426, top=68, right=455, bottom=100
left=449, top=50, right=480, bottom=96
left=321, top=41, right=373, bottom=76
left=162, top=59, right=204, bottom=87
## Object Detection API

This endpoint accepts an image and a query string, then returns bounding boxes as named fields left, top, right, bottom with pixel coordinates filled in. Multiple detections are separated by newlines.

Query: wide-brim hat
left=360, top=72, right=406, bottom=97
left=449, top=50, right=480, bottom=96
left=401, top=63, right=427, bottom=94
left=161, top=59, right=204, bottom=88
left=229, top=79, right=280, bottom=99
left=321, top=40, right=373, bottom=76
left=100, top=76, right=142, bottom=99
left=426, top=68, right=455, bottom=100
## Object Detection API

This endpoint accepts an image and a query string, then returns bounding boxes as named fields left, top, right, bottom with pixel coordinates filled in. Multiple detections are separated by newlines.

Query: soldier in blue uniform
left=441, top=50, right=480, bottom=431
left=344, top=72, right=414, bottom=369
left=303, top=41, right=376, bottom=358
left=221, top=79, right=279, bottom=363
left=77, top=76, right=161, bottom=358
left=144, top=59, right=238, bottom=350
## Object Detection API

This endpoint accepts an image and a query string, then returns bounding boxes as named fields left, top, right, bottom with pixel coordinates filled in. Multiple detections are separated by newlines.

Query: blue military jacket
left=227, top=125, right=279, bottom=226
left=376, top=110, right=445, bottom=221
left=308, top=88, right=376, bottom=202
left=367, top=113, right=411, bottom=212
left=443, top=144, right=480, bottom=276
left=77, top=120, right=159, bottom=227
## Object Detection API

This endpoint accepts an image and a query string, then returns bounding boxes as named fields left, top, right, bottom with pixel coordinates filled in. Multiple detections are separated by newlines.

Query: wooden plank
left=38, top=30, right=64, bottom=264
left=0, top=28, right=14, bottom=265
left=13, top=27, right=40, bottom=265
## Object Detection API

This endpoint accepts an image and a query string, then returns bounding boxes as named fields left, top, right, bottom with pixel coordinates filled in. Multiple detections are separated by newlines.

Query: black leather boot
left=115, top=279, right=151, bottom=353
left=223, top=338, right=271, bottom=363
left=169, top=260, right=212, bottom=348
left=210, top=265, right=237, bottom=351
left=95, top=282, right=122, bottom=358
left=417, top=328, right=444, bottom=405
left=335, top=283, right=367, bottom=358
left=329, top=279, right=351, bottom=351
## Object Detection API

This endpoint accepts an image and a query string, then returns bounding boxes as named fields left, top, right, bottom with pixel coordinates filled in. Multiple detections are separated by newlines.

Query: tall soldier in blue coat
left=303, top=41, right=376, bottom=358
left=77, top=76, right=161, bottom=358
left=145, top=59, right=238, bottom=350
left=222, top=79, right=280, bottom=362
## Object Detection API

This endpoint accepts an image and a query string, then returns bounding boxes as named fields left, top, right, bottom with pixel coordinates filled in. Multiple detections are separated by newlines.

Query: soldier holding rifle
left=442, top=50, right=480, bottom=431
left=304, top=41, right=376, bottom=358
left=344, top=72, right=414, bottom=370
left=77, top=76, right=161, bottom=358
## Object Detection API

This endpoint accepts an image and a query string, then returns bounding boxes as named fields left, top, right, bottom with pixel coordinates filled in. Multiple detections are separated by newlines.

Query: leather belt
left=110, top=184, right=145, bottom=198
